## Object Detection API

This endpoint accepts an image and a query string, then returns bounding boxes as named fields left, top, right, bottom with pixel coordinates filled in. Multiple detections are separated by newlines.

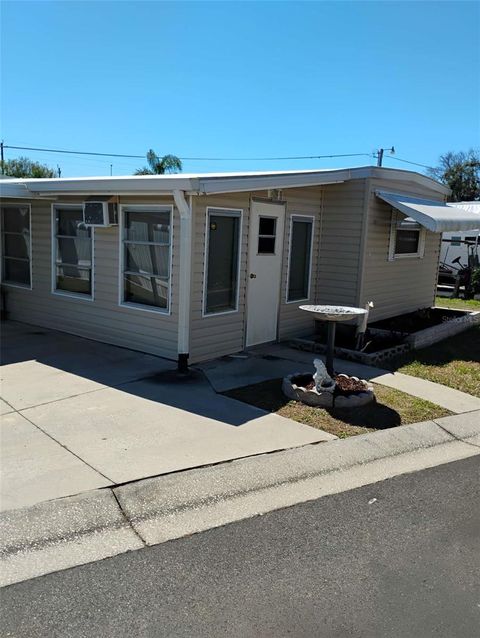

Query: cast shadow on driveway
left=0, top=320, right=290, bottom=427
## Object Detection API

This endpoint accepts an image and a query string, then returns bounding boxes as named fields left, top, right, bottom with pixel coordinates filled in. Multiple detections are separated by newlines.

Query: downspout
left=173, top=190, right=193, bottom=373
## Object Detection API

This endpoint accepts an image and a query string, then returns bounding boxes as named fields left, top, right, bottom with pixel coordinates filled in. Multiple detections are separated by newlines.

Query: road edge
left=2, top=413, right=479, bottom=587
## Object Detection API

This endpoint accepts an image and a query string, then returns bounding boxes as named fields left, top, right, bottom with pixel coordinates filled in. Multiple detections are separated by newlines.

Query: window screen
left=122, top=208, right=171, bottom=310
left=54, top=207, right=92, bottom=296
left=1, top=206, right=31, bottom=286
left=205, top=210, right=241, bottom=314
left=287, top=218, right=313, bottom=302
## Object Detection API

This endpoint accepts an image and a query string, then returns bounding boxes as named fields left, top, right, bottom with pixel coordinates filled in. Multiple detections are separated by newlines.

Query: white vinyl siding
left=361, top=179, right=444, bottom=322
left=316, top=179, right=368, bottom=308
left=5, top=198, right=179, bottom=360
left=189, top=193, right=250, bottom=363
left=1, top=204, right=32, bottom=288
left=277, top=187, right=324, bottom=340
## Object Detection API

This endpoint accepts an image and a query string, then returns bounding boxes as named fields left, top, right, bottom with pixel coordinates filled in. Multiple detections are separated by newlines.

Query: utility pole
left=57, top=165, right=61, bottom=178
left=376, top=146, right=395, bottom=167
left=1, top=141, right=4, bottom=174
left=110, top=164, right=113, bottom=176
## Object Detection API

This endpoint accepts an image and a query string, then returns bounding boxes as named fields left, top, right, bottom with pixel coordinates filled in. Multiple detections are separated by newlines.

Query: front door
left=245, top=201, right=285, bottom=347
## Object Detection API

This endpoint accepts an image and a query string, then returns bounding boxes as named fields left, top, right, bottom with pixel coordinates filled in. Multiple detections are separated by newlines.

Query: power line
left=3, top=144, right=372, bottom=162
left=3, top=145, right=144, bottom=159
left=2, top=142, right=434, bottom=172
left=387, top=155, right=433, bottom=170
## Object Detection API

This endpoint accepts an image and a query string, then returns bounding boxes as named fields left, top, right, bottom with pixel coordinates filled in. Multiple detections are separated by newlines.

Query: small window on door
left=258, top=217, right=276, bottom=254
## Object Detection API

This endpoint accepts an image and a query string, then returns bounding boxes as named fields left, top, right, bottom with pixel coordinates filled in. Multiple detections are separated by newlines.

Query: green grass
left=224, top=380, right=451, bottom=439
left=389, top=326, right=480, bottom=397
left=435, top=296, right=480, bottom=311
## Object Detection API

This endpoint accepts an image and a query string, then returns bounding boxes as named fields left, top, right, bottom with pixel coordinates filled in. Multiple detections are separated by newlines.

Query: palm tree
left=135, top=150, right=182, bottom=175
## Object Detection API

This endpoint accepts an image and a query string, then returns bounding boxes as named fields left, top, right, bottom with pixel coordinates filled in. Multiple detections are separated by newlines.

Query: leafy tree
left=135, top=150, right=182, bottom=175
left=428, top=149, right=480, bottom=202
left=1, top=156, right=57, bottom=178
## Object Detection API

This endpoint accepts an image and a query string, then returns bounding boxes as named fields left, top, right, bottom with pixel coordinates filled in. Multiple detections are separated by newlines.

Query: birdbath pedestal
left=299, top=305, right=368, bottom=376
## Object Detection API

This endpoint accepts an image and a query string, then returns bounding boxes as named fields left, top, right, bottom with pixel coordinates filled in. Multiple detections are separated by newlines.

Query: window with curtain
left=205, top=208, right=241, bottom=314
left=287, top=217, right=313, bottom=302
left=54, top=206, right=92, bottom=296
left=121, top=207, right=172, bottom=310
left=1, top=205, right=31, bottom=287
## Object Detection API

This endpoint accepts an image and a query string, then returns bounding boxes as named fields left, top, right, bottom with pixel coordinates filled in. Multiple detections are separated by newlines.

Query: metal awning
left=376, top=191, right=480, bottom=232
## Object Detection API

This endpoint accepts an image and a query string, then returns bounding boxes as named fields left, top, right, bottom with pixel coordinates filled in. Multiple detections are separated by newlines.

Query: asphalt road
left=2, top=456, right=479, bottom=638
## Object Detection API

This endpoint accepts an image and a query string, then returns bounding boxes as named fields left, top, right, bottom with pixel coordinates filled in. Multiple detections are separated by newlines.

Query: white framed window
left=119, top=205, right=172, bottom=313
left=388, top=211, right=426, bottom=260
left=1, top=204, right=32, bottom=288
left=286, top=215, right=314, bottom=303
left=52, top=204, right=93, bottom=299
left=203, top=207, right=242, bottom=316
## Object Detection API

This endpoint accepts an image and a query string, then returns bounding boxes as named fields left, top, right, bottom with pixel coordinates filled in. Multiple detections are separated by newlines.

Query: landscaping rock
left=282, top=373, right=375, bottom=409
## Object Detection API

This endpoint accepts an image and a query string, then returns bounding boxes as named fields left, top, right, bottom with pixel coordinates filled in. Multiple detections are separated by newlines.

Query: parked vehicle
left=438, top=202, right=479, bottom=298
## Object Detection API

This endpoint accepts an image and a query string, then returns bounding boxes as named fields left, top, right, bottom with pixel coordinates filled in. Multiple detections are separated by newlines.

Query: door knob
left=249, top=273, right=257, bottom=279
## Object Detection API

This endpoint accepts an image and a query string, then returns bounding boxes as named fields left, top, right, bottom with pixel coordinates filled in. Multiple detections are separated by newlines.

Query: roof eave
left=195, top=170, right=352, bottom=194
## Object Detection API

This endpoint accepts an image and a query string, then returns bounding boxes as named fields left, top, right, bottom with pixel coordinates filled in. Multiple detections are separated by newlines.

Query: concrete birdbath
left=299, top=305, right=368, bottom=376
left=282, top=305, right=374, bottom=409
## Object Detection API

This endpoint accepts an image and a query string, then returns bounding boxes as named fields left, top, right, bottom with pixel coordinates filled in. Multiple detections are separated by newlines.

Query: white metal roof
left=376, top=191, right=480, bottom=232
left=447, top=201, right=480, bottom=215
left=0, top=166, right=450, bottom=198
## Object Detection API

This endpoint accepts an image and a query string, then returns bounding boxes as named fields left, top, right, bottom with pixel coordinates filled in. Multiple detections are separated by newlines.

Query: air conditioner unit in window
left=83, top=201, right=117, bottom=227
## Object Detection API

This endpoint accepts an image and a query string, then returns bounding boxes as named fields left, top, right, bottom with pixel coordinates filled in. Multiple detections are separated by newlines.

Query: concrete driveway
left=1, top=321, right=333, bottom=512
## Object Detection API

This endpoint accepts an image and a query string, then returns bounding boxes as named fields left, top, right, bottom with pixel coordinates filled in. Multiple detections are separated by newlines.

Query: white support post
left=173, top=190, right=193, bottom=372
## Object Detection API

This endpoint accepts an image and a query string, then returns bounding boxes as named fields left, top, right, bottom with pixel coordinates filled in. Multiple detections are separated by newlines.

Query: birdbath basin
left=299, top=305, right=368, bottom=375
left=299, top=305, right=368, bottom=322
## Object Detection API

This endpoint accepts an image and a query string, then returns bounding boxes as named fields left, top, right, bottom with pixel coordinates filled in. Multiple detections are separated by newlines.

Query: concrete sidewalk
left=199, top=343, right=480, bottom=414
left=1, top=322, right=334, bottom=513
left=2, top=410, right=479, bottom=587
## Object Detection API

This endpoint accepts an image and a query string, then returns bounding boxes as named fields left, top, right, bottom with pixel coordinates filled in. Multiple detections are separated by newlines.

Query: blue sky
left=1, top=1, right=479, bottom=177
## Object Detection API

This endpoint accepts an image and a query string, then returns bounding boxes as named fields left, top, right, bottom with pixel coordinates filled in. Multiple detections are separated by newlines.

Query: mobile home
left=2, top=166, right=479, bottom=368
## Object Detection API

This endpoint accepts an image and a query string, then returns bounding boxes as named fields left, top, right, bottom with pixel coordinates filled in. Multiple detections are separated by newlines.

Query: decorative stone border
left=291, top=309, right=480, bottom=365
left=405, top=309, right=480, bottom=349
left=282, top=373, right=375, bottom=408
left=290, top=338, right=410, bottom=366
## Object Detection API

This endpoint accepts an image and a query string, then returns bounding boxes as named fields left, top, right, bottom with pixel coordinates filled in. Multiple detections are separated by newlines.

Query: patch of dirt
left=314, top=323, right=405, bottom=353
left=334, top=375, right=367, bottom=393
left=370, top=307, right=467, bottom=334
